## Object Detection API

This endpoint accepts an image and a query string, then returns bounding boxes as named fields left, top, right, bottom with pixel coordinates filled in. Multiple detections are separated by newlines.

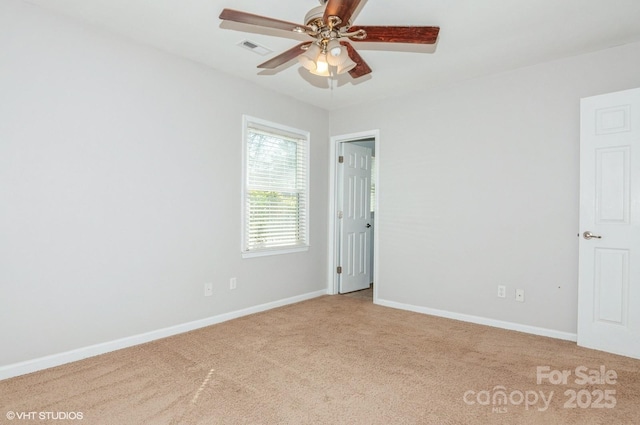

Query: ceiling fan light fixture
left=327, top=43, right=349, bottom=67
left=327, top=39, right=342, bottom=57
left=336, top=56, right=357, bottom=75
left=310, top=68, right=331, bottom=77
left=298, top=43, right=322, bottom=71
left=298, top=55, right=316, bottom=71
left=310, top=53, right=330, bottom=76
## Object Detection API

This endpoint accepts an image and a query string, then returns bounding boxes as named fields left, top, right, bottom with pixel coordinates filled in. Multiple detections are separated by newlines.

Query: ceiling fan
left=219, top=0, right=440, bottom=79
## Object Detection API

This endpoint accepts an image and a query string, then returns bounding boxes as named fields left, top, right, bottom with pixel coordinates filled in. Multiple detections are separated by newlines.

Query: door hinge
left=338, top=155, right=344, bottom=163
left=337, top=266, right=342, bottom=274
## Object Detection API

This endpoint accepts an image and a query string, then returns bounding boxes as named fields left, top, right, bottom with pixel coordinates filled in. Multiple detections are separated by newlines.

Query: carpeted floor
left=1, top=295, right=639, bottom=424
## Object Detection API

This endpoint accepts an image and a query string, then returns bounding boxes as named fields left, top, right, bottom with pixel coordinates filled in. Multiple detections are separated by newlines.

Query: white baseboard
left=0, top=289, right=327, bottom=381
left=375, top=298, right=577, bottom=342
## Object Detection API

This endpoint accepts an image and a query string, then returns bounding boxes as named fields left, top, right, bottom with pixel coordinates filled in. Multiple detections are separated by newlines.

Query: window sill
left=242, top=246, right=309, bottom=259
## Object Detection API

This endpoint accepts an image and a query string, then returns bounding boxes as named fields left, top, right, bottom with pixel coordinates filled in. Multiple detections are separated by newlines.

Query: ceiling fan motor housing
left=304, top=6, right=326, bottom=27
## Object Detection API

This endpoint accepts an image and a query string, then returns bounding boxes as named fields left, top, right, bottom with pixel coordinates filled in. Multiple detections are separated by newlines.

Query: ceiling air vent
left=238, top=40, right=272, bottom=56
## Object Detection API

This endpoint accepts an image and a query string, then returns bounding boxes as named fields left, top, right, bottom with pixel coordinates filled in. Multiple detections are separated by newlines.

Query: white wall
left=330, top=41, right=640, bottom=335
left=0, top=0, right=328, bottom=367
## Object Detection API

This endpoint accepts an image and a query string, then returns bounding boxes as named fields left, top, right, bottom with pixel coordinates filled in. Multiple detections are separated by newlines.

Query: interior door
left=578, top=87, right=640, bottom=359
left=339, top=143, right=372, bottom=293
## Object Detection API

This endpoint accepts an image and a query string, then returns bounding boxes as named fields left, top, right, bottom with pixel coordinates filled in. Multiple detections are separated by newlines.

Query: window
left=242, top=116, right=310, bottom=257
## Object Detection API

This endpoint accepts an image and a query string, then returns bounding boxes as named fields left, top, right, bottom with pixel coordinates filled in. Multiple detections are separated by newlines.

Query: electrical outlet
left=204, top=282, right=213, bottom=297
left=230, top=277, right=237, bottom=290
left=497, top=285, right=506, bottom=298
left=515, top=289, right=525, bottom=302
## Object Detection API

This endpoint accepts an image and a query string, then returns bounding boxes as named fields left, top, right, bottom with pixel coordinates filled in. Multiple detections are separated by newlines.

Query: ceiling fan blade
left=219, top=9, right=311, bottom=33
left=258, top=42, right=312, bottom=69
left=324, top=0, right=363, bottom=26
left=349, top=26, right=440, bottom=44
left=341, top=42, right=372, bottom=79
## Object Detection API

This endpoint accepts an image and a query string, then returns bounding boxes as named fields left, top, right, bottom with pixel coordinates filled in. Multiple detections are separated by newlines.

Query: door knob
left=583, top=231, right=602, bottom=240
left=366, top=223, right=371, bottom=228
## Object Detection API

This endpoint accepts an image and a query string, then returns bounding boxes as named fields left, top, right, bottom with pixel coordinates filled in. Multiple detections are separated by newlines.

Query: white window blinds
left=243, top=117, right=309, bottom=256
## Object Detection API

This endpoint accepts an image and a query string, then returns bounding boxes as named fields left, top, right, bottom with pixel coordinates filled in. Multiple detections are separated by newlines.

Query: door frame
left=327, top=130, right=380, bottom=301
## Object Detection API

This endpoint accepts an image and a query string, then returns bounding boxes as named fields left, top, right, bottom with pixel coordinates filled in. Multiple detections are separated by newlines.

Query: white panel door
left=339, top=143, right=372, bottom=293
left=578, top=87, right=640, bottom=359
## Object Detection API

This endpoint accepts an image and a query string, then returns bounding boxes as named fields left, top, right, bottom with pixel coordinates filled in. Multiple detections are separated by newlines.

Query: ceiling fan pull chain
left=330, top=71, right=334, bottom=98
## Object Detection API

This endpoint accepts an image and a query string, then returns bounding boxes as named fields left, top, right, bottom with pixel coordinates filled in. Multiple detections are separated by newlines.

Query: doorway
left=328, top=130, right=379, bottom=301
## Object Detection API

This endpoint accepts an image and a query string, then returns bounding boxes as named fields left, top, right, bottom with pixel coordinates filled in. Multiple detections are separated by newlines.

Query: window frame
left=241, top=115, right=310, bottom=258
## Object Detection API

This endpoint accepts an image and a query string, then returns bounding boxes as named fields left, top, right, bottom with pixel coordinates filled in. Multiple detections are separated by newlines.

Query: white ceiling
left=21, top=0, right=640, bottom=110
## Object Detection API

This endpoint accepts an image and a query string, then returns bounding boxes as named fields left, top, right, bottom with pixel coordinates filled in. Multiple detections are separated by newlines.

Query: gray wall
left=0, top=0, right=329, bottom=366
left=330, top=41, right=640, bottom=334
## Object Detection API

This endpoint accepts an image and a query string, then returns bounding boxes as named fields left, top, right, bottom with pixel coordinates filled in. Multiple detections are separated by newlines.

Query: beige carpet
left=1, top=295, right=639, bottom=424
